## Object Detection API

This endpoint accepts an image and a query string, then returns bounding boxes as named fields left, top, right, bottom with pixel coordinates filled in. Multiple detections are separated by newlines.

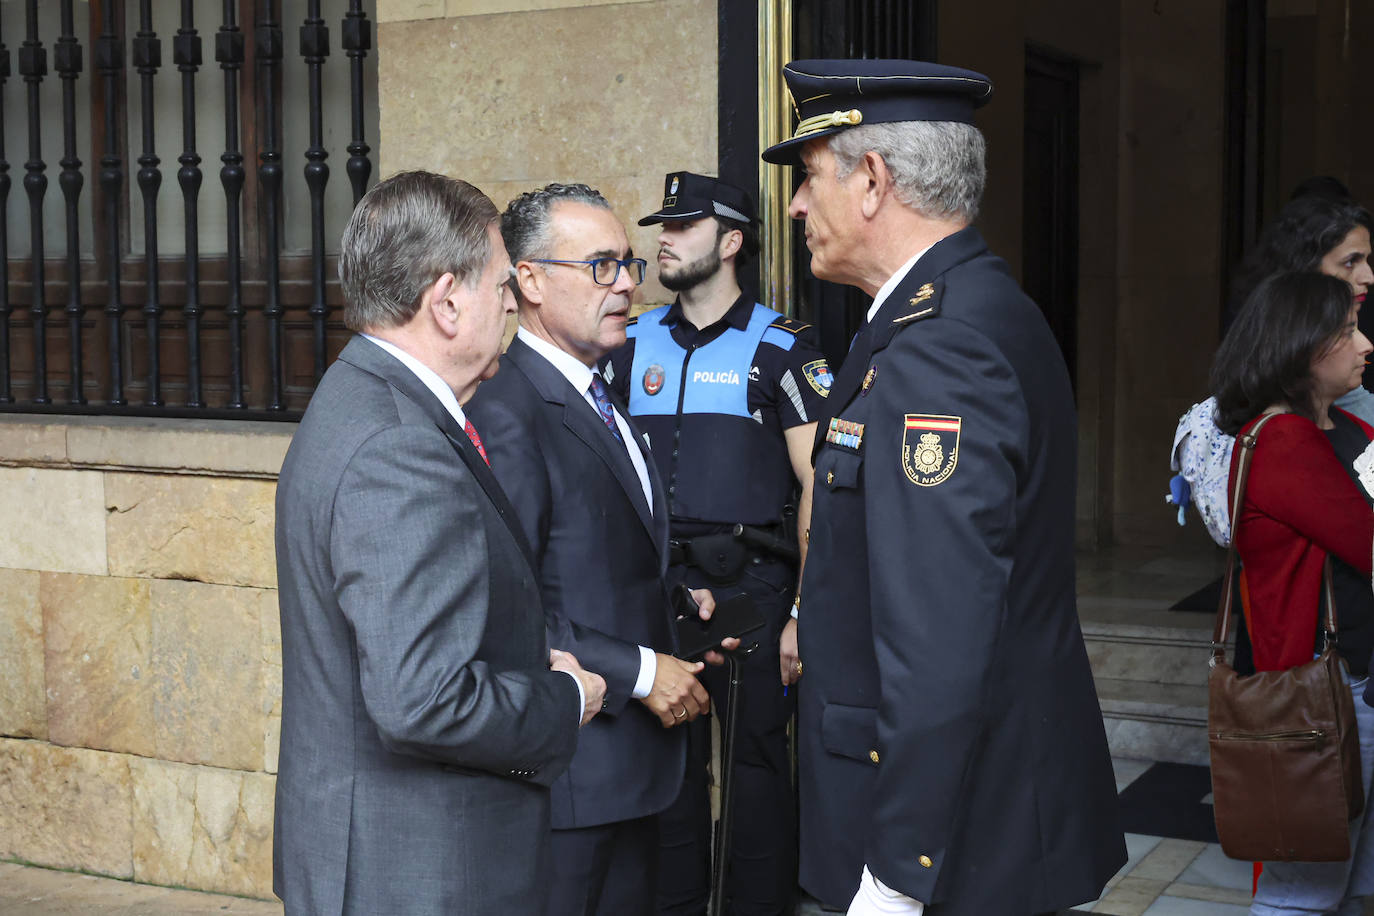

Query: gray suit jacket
left=466, top=336, right=685, bottom=829
left=273, top=336, right=581, bottom=915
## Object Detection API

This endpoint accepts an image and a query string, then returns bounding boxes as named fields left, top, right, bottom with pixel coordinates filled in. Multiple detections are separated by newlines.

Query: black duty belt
left=668, top=524, right=800, bottom=582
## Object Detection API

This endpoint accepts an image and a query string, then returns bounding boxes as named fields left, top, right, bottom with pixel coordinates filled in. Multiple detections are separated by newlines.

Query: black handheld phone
left=674, top=587, right=766, bottom=661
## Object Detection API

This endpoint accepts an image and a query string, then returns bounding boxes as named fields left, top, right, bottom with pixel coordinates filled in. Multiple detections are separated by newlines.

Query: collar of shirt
left=361, top=333, right=467, bottom=429
left=662, top=292, right=753, bottom=348
left=516, top=327, right=654, bottom=512
left=866, top=244, right=934, bottom=324
left=515, top=326, right=603, bottom=393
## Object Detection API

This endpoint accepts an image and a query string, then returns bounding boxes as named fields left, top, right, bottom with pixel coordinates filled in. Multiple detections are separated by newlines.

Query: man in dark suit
left=761, top=61, right=1126, bottom=915
left=466, top=183, right=720, bottom=916
left=273, top=170, right=605, bottom=916
left=602, top=172, right=829, bottom=916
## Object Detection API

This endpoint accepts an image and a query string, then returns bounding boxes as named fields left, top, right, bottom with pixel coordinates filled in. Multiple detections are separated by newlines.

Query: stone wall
left=0, top=416, right=291, bottom=899
left=375, top=0, right=718, bottom=308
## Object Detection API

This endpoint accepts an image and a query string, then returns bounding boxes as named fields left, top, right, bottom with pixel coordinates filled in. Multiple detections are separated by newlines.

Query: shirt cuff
left=562, top=670, right=584, bottom=724
left=632, top=645, right=657, bottom=699
left=847, top=865, right=923, bottom=916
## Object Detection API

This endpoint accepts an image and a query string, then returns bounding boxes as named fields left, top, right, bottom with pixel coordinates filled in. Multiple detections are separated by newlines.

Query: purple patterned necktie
left=588, top=374, right=623, bottom=443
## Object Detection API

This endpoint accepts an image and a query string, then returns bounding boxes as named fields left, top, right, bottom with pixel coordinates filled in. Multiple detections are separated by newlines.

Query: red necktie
left=464, top=418, right=490, bottom=467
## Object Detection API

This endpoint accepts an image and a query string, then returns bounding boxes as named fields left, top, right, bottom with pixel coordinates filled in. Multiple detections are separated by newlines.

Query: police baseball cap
left=638, top=172, right=757, bottom=227
left=761, top=59, right=994, bottom=166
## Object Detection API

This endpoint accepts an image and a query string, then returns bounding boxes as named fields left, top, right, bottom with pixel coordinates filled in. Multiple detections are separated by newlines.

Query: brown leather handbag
left=1208, top=411, right=1365, bottom=862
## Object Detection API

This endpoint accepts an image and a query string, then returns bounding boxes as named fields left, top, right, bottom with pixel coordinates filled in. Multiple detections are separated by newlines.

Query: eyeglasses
left=528, top=257, right=647, bottom=287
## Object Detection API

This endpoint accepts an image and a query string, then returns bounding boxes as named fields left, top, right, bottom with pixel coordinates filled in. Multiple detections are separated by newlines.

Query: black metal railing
left=0, top=0, right=375, bottom=420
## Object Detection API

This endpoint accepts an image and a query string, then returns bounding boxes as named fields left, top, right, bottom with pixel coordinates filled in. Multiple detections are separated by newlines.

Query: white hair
left=828, top=121, right=986, bottom=223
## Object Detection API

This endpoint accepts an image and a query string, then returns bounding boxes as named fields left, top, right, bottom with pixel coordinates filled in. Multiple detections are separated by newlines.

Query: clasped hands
left=548, top=648, right=606, bottom=726
left=642, top=587, right=740, bottom=728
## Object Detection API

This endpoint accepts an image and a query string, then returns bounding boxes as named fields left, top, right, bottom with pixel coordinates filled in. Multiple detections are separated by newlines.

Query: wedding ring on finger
left=673, top=707, right=687, bottom=720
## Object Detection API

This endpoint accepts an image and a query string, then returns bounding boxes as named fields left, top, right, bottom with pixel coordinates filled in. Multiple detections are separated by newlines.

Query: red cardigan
left=1230, top=410, right=1374, bottom=672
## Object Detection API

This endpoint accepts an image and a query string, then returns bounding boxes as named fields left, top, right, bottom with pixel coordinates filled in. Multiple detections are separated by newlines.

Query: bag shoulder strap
left=1210, top=412, right=1339, bottom=665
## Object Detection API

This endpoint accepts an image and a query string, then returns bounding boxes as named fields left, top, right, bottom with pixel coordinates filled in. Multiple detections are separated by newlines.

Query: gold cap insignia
left=670, top=176, right=679, bottom=194
left=793, top=108, right=863, bottom=141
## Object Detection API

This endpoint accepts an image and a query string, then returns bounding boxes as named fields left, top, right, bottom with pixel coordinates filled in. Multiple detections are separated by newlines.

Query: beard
left=659, top=246, right=723, bottom=292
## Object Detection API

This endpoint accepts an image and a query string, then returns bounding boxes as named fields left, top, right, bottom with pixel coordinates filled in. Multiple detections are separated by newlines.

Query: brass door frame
left=757, top=0, right=794, bottom=316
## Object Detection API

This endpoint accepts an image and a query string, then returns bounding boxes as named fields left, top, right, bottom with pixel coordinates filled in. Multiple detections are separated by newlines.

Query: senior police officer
left=601, top=172, right=831, bottom=916
left=761, top=60, right=1125, bottom=915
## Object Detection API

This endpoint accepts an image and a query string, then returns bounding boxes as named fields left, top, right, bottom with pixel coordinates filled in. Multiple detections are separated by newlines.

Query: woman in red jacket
left=1211, top=271, right=1374, bottom=914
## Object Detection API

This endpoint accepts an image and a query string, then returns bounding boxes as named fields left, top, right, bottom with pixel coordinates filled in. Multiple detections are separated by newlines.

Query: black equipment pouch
left=676, top=533, right=750, bottom=584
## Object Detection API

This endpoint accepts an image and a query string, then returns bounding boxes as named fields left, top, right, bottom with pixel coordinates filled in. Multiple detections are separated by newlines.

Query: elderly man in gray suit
left=273, top=170, right=606, bottom=916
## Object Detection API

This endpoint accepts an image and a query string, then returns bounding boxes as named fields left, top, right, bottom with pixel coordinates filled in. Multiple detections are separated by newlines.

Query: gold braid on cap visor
left=793, top=108, right=864, bottom=139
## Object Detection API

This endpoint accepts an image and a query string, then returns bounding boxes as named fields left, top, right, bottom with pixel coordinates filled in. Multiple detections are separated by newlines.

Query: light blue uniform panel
left=628, top=304, right=780, bottom=418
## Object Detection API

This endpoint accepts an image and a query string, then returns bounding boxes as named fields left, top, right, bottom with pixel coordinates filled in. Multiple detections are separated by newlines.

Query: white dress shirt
left=849, top=866, right=924, bottom=915
left=361, top=333, right=587, bottom=722
left=516, top=327, right=659, bottom=699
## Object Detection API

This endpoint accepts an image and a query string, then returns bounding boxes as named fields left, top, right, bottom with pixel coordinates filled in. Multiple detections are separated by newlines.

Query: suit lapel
left=339, top=337, right=538, bottom=570
left=607, top=384, right=670, bottom=557
left=812, top=227, right=992, bottom=459
left=506, top=338, right=662, bottom=552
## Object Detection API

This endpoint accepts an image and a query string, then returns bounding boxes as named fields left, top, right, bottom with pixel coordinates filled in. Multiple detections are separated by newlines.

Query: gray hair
left=501, top=183, right=612, bottom=264
left=338, top=170, right=498, bottom=331
left=828, top=121, right=986, bottom=223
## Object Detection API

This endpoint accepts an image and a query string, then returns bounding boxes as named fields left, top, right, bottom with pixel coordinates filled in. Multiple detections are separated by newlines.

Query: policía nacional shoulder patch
left=902, top=414, right=960, bottom=486
left=802, top=359, right=833, bottom=397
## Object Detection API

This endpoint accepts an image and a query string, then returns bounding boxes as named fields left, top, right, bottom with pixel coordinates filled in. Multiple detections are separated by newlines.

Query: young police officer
left=601, top=172, right=832, bottom=916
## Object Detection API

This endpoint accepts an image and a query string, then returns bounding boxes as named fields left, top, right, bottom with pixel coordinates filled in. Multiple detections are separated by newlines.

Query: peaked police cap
left=638, top=172, right=757, bottom=227
left=761, top=59, right=993, bottom=166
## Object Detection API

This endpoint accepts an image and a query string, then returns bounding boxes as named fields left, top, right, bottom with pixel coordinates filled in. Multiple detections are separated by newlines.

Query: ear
left=514, top=261, right=545, bottom=305
left=719, top=226, right=743, bottom=261
left=858, top=150, right=893, bottom=219
left=426, top=272, right=464, bottom=338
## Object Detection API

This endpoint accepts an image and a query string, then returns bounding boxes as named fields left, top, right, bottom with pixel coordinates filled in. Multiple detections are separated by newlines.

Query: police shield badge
left=643, top=364, right=666, bottom=395
left=802, top=359, right=834, bottom=397
left=902, top=414, right=960, bottom=486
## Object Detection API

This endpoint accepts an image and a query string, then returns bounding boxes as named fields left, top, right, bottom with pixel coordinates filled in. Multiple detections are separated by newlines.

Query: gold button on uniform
left=918, top=855, right=933, bottom=868
left=827, top=471, right=835, bottom=485
left=868, top=749, right=879, bottom=764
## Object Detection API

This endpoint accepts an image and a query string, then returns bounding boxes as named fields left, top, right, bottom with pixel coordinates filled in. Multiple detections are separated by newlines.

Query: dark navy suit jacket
left=797, top=227, right=1126, bottom=913
left=466, top=335, right=686, bottom=829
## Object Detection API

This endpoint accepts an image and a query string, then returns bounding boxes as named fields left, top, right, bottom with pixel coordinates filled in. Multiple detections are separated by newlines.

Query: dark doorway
left=1022, top=45, right=1080, bottom=392
left=789, top=0, right=939, bottom=371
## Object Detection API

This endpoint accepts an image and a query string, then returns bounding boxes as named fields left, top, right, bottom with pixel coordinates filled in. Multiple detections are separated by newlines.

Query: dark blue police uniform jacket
left=798, top=226, right=1125, bottom=913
